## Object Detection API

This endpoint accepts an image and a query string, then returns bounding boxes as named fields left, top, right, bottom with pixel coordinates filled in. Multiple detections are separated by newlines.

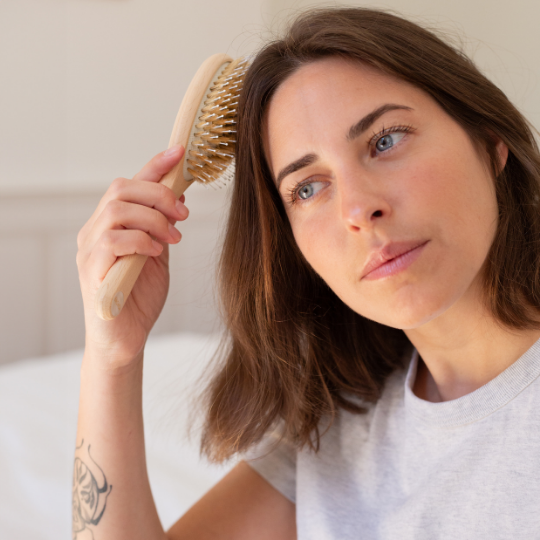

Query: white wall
left=0, top=0, right=266, bottom=195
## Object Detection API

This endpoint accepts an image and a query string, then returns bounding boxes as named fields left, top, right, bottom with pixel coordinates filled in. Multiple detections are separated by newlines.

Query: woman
left=74, top=7, right=540, bottom=539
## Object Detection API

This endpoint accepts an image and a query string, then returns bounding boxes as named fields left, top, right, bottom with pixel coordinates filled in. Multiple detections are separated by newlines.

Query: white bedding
left=0, top=333, right=234, bottom=539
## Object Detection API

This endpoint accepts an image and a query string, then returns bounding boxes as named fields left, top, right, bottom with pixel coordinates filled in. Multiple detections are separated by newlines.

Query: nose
left=339, top=176, right=391, bottom=232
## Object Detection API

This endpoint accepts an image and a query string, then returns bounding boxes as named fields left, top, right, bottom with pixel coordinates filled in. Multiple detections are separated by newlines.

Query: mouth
left=362, top=241, right=429, bottom=281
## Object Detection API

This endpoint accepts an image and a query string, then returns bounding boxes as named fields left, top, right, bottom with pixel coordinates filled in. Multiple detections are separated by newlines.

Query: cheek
left=289, top=210, right=346, bottom=280
left=398, top=154, right=459, bottom=217
left=404, top=145, right=497, bottom=247
left=292, top=213, right=329, bottom=260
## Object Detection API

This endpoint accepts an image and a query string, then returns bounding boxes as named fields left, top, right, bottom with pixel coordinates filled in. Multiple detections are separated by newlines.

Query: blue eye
left=298, top=184, right=314, bottom=199
left=375, top=131, right=406, bottom=153
left=294, top=180, right=325, bottom=202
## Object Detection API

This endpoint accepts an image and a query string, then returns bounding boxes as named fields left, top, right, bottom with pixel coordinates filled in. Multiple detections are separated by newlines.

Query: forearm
left=73, top=351, right=167, bottom=540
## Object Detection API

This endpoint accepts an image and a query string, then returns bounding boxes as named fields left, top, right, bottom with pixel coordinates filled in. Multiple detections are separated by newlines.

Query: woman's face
left=264, top=57, right=505, bottom=329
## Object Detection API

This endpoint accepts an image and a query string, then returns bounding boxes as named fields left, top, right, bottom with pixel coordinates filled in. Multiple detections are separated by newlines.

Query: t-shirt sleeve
left=242, top=429, right=297, bottom=503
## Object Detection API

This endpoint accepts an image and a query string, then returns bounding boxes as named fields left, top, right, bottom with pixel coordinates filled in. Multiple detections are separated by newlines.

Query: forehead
left=268, top=57, right=425, bottom=119
left=264, top=57, right=439, bottom=170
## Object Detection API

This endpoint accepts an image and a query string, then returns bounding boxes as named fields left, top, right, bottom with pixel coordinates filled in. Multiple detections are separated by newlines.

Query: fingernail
left=175, top=199, right=189, bottom=218
left=168, top=223, right=181, bottom=241
left=164, top=144, right=182, bottom=157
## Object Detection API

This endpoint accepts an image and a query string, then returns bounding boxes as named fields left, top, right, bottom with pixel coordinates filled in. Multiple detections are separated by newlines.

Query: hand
left=76, top=145, right=189, bottom=368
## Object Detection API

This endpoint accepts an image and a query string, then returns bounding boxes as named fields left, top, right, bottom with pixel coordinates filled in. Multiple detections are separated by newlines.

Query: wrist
left=82, top=347, right=144, bottom=375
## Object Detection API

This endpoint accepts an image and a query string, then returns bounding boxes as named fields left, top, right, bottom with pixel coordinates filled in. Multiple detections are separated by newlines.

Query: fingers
left=107, top=176, right=188, bottom=223
left=79, top=146, right=187, bottom=242
left=77, top=146, right=191, bottom=290
left=78, top=186, right=188, bottom=252
left=84, top=199, right=182, bottom=251
left=79, top=229, right=166, bottom=282
left=133, top=144, right=184, bottom=183
left=78, top=179, right=189, bottom=256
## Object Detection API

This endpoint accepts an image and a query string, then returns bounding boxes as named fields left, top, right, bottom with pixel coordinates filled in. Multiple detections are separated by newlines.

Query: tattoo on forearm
left=72, top=439, right=113, bottom=540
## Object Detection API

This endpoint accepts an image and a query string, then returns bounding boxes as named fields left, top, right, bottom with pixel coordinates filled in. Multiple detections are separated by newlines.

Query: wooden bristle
left=186, top=57, right=249, bottom=186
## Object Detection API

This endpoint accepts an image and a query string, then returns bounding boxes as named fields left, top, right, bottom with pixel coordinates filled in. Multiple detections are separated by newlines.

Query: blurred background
left=2, top=0, right=540, bottom=365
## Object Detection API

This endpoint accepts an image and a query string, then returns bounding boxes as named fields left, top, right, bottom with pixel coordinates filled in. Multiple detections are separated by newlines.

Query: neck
left=405, top=289, right=540, bottom=403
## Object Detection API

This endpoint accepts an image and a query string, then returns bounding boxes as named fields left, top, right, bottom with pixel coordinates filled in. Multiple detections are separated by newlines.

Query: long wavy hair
left=199, top=7, right=540, bottom=462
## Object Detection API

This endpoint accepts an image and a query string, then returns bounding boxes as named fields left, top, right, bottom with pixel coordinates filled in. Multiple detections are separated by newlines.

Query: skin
left=265, top=57, right=540, bottom=402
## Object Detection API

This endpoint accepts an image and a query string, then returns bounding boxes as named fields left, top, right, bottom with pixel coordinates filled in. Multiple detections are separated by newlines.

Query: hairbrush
left=95, top=54, right=248, bottom=320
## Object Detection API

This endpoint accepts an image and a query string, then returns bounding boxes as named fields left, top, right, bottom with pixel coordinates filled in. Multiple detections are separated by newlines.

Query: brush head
left=183, top=57, right=249, bottom=187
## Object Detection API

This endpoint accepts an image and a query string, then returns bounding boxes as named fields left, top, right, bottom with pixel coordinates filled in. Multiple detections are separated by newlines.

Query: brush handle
left=95, top=53, right=232, bottom=321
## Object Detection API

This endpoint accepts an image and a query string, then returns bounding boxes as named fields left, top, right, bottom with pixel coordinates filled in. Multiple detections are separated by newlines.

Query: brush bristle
left=185, top=57, right=249, bottom=187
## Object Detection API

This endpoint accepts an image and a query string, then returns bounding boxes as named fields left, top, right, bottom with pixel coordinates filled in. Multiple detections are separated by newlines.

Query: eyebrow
left=274, top=103, right=413, bottom=187
left=275, top=153, right=318, bottom=188
left=347, top=103, right=413, bottom=141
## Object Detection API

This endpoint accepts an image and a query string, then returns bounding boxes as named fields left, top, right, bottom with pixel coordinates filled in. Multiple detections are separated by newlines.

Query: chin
left=352, top=288, right=457, bottom=330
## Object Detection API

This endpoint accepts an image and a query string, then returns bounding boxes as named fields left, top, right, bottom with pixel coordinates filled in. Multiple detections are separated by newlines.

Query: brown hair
left=199, top=7, right=540, bottom=462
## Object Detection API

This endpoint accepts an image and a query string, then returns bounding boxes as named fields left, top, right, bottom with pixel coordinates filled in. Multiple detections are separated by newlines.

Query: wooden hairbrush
left=95, top=53, right=248, bottom=320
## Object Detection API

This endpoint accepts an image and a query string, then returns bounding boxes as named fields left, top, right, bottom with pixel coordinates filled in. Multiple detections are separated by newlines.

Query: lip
left=361, top=240, right=429, bottom=280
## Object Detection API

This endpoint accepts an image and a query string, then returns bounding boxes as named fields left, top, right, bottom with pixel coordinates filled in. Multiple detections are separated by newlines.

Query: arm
left=166, top=461, right=296, bottom=540
left=73, top=355, right=296, bottom=540
left=73, top=146, right=185, bottom=539
left=73, top=146, right=296, bottom=539
left=73, top=353, right=165, bottom=540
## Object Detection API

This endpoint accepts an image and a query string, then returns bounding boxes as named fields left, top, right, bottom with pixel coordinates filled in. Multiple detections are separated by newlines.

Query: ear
left=494, top=138, right=509, bottom=175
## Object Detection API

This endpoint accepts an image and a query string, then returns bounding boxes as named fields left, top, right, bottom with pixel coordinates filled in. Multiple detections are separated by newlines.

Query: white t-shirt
left=244, top=337, right=540, bottom=539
